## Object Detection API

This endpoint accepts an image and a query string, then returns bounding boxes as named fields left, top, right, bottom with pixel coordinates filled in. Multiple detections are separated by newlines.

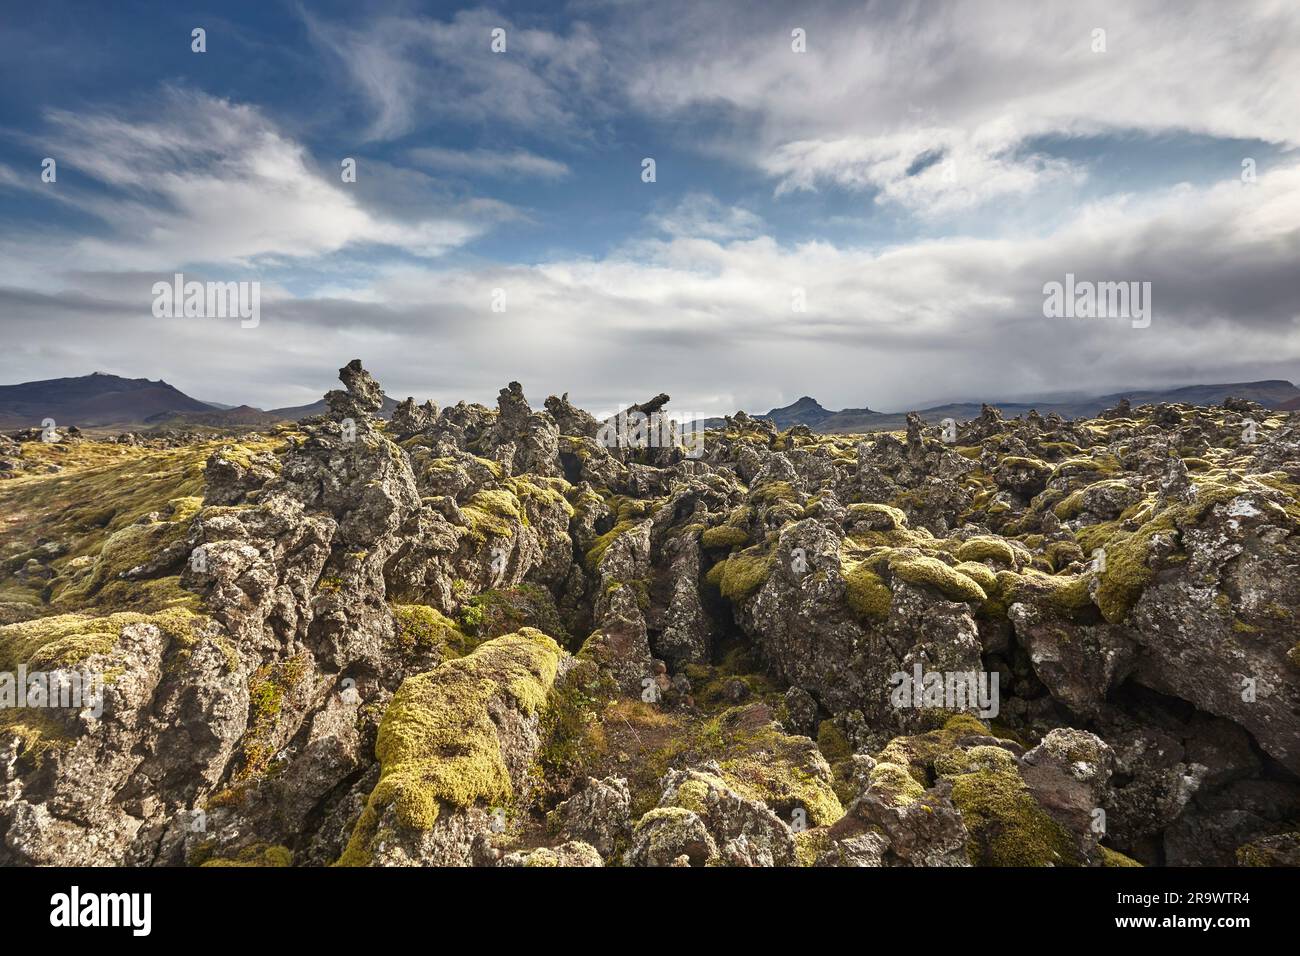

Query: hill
left=0, top=372, right=214, bottom=429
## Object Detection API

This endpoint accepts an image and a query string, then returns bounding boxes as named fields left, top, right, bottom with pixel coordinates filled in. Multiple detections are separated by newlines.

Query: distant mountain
left=267, top=395, right=400, bottom=420
left=762, top=397, right=832, bottom=428
left=5, top=372, right=1294, bottom=435
left=143, top=405, right=287, bottom=429
left=144, top=396, right=400, bottom=429
left=0, top=372, right=215, bottom=429
left=700, top=380, right=1300, bottom=434
left=0, top=372, right=399, bottom=431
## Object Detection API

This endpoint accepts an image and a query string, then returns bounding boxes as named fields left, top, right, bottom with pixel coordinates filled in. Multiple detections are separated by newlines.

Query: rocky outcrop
left=2, top=362, right=1297, bottom=868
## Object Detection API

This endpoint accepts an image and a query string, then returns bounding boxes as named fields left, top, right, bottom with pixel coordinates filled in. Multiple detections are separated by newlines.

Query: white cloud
left=763, top=130, right=1085, bottom=216
left=306, top=8, right=610, bottom=142
left=21, top=90, right=499, bottom=270
left=648, top=193, right=765, bottom=240
left=407, top=147, right=570, bottom=180
left=615, top=0, right=1300, bottom=213
left=7, top=163, right=1296, bottom=413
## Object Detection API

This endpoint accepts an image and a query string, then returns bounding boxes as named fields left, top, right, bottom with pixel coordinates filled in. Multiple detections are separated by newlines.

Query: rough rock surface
left=1, top=363, right=1297, bottom=867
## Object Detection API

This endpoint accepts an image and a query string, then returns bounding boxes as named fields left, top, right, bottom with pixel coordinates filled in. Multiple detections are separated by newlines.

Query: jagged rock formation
left=1, top=361, right=1297, bottom=867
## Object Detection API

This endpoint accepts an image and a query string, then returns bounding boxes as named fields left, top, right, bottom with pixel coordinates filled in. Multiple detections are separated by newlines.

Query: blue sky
left=1, top=1, right=1297, bottom=414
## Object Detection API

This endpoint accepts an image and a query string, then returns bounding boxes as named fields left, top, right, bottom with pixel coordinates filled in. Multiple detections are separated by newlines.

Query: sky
left=0, top=0, right=1297, bottom=416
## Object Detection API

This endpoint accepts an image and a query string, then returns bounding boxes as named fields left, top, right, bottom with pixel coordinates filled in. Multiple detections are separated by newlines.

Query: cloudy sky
left=1, top=0, right=1297, bottom=415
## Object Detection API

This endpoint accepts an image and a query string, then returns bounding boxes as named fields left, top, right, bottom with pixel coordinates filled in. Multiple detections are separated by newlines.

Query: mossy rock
left=700, top=525, right=750, bottom=550
left=1100, top=845, right=1143, bottom=867
left=338, top=628, right=563, bottom=864
left=954, top=561, right=998, bottom=595
left=846, top=502, right=909, bottom=531
left=866, top=761, right=927, bottom=808
left=794, top=827, right=835, bottom=867
left=1001, top=569, right=1096, bottom=621
left=584, top=520, right=637, bottom=572
left=888, top=553, right=987, bottom=603
left=391, top=604, right=474, bottom=657
left=0, top=606, right=199, bottom=673
left=504, top=476, right=575, bottom=518
left=199, top=843, right=293, bottom=868
left=844, top=561, right=892, bottom=620
left=875, top=714, right=992, bottom=785
left=751, top=480, right=798, bottom=505
left=816, top=720, right=852, bottom=763
left=462, top=584, right=570, bottom=645
left=706, top=551, right=774, bottom=603
left=955, top=537, right=1016, bottom=566
left=949, top=763, right=1080, bottom=866
left=460, top=489, right=524, bottom=541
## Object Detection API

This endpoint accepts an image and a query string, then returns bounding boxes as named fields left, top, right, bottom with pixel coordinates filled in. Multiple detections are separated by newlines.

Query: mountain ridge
left=1, top=371, right=1295, bottom=432
left=714, top=379, right=1300, bottom=433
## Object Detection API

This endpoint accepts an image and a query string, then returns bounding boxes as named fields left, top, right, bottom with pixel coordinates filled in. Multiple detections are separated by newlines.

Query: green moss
left=537, top=662, right=616, bottom=803
left=1094, top=512, right=1176, bottom=624
left=0, top=606, right=198, bottom=672
left=0, top=440, right=254, bottom=616
left=1038, top=441, right=1082, bottom=458
left=392, top=604, right=473, bottom=657
left=955, top=537, right=1016, bottom=566
left=708, top=551, right=775, bottom=602
left=949, top=762, right=1080, bottom=866
left=888, top=553, right=987, bottom=603
left=1235, top=832, right=1300, bottom=867
left=1052, top=453, right=1120, bottom=477
left=718, top=752, right=842, bottom=828
left=460, top=584, right=570, bottom=645
left=665, top=705, right=844, bottom=828
left=847, top=502, right=909, bottom=530
left=670, top=776, right=716, bottom=815
left=338, top=628, right=562, bottom=864
left=999, top=455, right=1051, bottom=473
left=816, top=720, right=852, bottom=763
left=200, top=843, right=293, bottom=867
left=1052, top=490, right=1086, bottom=520
left=1073, top=520, right=1120, bottom=556
left=1043, top=541, right=1082, bottom=571
left=460, top=489, right=524, bottom=542
left=696, top=672, right=775, bottom=713
left=875, top=714, right=991, bottom=786
left=504, top=476, right=575, bottom=518
left=844, top=562, right=892, bottom=620
left=237, top=653, right=310, bottom=781
left=954, top=561, right=999, bottom=595
left=794, top=828, right=834, bottom=867
left=584, top=520, right=637, bottom=572
left=1000, top=569, right=1096, bottom=620
left=1100, top=845, right=1143, bottom=867
left=934, top=743, right=1018, bottom=778
left=48, top=496, right=204, bottom=613
left=0, top=708, right=71, bottom=764
left=866, top=761, right=927, bottom=807
left=751, top=480, right=797, bottom=505
left=700, top=525, right=750, bottom=550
